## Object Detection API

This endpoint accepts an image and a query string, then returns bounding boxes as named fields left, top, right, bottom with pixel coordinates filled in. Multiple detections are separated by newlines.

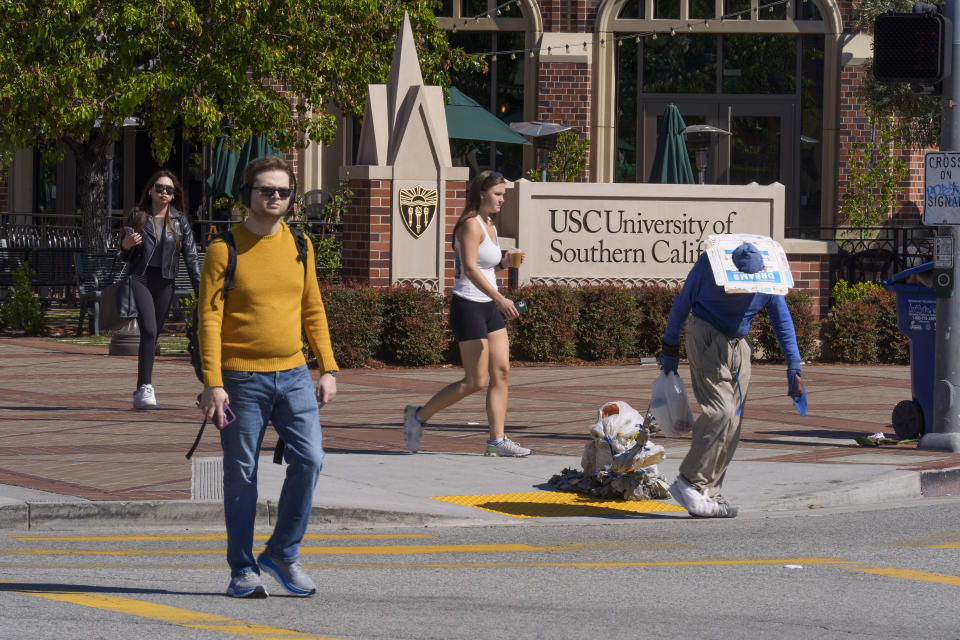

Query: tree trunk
left=65, top=134, right=112, bottom=254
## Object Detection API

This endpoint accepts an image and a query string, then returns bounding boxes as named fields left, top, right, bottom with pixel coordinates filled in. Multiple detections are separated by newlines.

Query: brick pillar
left=788, top=253, right=832, bottom=318
left=342, top=178, right=393, bottom=286
left=442, top=179, right=467, bottom=296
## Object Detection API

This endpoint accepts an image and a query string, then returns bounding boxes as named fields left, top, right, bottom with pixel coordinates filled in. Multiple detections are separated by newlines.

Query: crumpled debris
left=548, top=466, right=671, bottom=501
left=549, top=400, right=671, bottom=501
left=855, top=432, right=918, bottom=447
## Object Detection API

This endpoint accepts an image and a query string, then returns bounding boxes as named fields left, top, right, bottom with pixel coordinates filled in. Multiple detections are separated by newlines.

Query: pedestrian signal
left=873, top=12, right=947, bottom=84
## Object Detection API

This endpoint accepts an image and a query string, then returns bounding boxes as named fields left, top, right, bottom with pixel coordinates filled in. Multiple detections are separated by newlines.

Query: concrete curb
left=756, top=469, right=922, bottom=512
left=920, top=466, right=960, bottom=497
left=0, top=500, right=484, bottom=531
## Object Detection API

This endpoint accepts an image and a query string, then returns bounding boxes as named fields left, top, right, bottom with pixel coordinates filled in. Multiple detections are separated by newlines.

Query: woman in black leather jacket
left=119, top=169, right=201, bottom=409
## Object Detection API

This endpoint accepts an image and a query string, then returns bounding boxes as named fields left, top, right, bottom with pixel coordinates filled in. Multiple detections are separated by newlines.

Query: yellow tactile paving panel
left=428, top=491, right=685, bottom=519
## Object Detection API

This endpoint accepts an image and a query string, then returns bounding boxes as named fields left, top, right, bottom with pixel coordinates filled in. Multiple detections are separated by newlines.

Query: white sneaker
left=484, top=437, right=531, bottom=457
left=668, top=476, right=738, bottom=518
left=133, top=384, right=157, bottom=409
left=403, top=405, right=424, bottom=453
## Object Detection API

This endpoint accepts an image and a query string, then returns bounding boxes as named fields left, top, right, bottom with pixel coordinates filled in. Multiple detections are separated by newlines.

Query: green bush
left=865, top=288, right=910, bottom=365
left=630, top=283, right=681, bottom=357
left=821, top=299, right=879, bottom=363
left=821, top=288, right=910, bottom=364
left=379, top=285, right=449, bottom=366
left=510, top=284, right=580, bottom=361
left=575, top=285, right=642, bottom=360
left=0, top=262, right=47, bottom=335
left=831, top=279, right=882, bottom=305
left=321, top=283, right=385, bottom=368
left=749, top=290, right=821, bottom=363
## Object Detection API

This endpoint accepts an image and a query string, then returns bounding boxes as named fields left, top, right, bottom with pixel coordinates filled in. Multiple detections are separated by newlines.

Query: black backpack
left=186, top=226, right=309, bottom=461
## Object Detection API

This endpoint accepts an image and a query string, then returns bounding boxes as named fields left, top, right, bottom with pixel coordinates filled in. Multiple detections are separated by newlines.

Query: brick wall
left=443, top=180, right=467, bottom=295
left=343, top=179, right=392, bottom=286
left=537, top=61, right=592, bottom=180
left=788, top=253, right=832, bottom=318
left=539, top=0, right=602, bottom=32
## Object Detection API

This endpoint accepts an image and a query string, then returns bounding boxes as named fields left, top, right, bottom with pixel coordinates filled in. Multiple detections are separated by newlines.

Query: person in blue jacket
left=659, top=242, right=804, bottom=518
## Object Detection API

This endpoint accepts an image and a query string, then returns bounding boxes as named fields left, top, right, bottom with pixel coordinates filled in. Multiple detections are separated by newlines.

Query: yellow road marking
left=15, top=591, right=340, bottom=639
left=2, top=542, right=682, bottom=557
left=0, top=556, right=850, bottom=571
left=428, top=491, right=684, bottom=518
left=8, top=533, right=434, bottom=542
left=845, top=566, right=960, bottom=587
left=928, top=541, right=960, bottom=549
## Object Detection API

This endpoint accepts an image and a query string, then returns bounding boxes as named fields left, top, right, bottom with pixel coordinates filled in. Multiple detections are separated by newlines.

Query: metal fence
left=1, top=213, right=343, bottom=306
left=788, top=225, right=935, bottom=285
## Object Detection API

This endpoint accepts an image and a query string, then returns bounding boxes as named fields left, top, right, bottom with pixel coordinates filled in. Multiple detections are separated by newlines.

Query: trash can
left=882, top=261, right=936, bottom=439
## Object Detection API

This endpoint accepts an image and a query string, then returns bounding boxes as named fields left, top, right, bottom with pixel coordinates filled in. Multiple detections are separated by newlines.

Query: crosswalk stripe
left=15, top=591, right=341, bottom=640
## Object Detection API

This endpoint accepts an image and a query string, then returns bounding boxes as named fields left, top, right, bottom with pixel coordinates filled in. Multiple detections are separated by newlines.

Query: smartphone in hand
left=514, top=300, right=529, bottom=315
left=197, top=394, right=236, bottom=430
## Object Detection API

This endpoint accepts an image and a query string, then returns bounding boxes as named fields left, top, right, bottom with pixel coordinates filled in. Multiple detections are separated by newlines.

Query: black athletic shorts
left=449, top=294, right=506, bottom=342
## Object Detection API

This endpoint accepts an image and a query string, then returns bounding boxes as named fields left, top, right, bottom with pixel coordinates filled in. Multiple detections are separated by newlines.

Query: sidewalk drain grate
left=427, top=491, right=685, bottom=519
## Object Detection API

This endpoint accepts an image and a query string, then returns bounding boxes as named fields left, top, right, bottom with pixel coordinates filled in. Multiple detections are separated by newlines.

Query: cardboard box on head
left=704, top=234, right=794, bottom=296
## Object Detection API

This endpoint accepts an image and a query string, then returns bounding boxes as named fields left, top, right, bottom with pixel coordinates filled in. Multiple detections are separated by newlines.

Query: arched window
left=436, top=1, right=541, bottom=180
left=599, top=0, right=840, bottom=233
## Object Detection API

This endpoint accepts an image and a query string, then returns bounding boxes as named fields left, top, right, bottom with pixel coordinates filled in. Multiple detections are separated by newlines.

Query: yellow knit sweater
left=198, top=221, right=338, bottom=388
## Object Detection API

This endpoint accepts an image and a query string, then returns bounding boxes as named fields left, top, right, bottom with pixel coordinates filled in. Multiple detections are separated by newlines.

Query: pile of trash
left=548, top=400, right=670, bottom=501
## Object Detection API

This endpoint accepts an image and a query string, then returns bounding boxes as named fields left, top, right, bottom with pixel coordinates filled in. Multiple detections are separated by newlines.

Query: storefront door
left=641, top=100, right=798, bottom=225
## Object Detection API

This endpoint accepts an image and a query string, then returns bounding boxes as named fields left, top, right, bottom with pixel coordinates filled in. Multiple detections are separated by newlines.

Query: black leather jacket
left=121, top=206, right=201, bottom=292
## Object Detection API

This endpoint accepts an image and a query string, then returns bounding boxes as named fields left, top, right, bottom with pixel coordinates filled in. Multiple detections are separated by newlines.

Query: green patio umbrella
left=445, top=88, right=531, bottom=146
left=206, top=135, right=282, bottom=199
left=648, top=104, right=695, bottom=184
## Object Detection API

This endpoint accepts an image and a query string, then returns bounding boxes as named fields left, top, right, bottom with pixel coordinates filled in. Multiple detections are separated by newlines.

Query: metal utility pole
left=922, top=0, right=960, bottom=451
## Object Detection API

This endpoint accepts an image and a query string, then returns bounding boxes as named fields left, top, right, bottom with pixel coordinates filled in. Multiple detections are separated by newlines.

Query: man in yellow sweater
left=198, top=156, right=339, bottom=599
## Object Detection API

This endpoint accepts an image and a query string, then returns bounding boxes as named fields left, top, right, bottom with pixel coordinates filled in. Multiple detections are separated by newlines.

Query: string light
left=463, top=0, right=795, bottom=60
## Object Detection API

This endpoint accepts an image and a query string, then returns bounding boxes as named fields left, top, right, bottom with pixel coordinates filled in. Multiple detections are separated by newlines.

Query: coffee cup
left=507, top=249, right=523, bottom=269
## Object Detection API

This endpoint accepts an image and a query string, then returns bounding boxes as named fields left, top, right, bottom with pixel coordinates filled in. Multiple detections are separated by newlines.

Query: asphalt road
left=2, top=498, right=960, bottom=639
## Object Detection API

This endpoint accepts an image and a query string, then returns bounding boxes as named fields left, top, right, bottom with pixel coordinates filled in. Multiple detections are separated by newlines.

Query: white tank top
left=453, top=216, right=501, bottom=302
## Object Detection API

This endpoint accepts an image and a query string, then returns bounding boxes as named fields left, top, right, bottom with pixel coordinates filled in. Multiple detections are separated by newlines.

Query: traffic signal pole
left=921, top=0, right=960, bottom=452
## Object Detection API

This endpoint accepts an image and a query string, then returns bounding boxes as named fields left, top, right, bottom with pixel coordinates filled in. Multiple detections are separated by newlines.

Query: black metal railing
left=788, top=225, right=936, bottom=286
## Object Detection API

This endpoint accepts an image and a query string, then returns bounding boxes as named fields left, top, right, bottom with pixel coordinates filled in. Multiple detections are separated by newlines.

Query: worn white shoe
left=133, top=384, right=157, bottom=409
left=668, top=476, right=738, bottom=518
left=403, top=405, right=424, bottom=453
left=484, top=437, right=531, bottom=457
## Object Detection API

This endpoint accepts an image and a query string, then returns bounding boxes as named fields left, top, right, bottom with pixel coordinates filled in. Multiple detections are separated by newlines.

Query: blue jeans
left=220, top=365, right=324, bottom=577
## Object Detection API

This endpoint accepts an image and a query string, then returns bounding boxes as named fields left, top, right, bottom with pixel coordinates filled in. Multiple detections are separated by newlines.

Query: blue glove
left=659, top=342, right=680, bottom=376
left=787, top=369, right=803, bottom=398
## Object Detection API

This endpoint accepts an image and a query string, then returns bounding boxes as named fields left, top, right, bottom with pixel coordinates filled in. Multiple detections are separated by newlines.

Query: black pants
left=130, top=267, right=174, bottom=389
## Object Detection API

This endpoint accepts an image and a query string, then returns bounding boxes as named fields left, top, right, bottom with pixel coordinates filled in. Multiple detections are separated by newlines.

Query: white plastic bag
left=588, top=401, right=643, bottom=454
left=649, top=371, right=694, bottom=436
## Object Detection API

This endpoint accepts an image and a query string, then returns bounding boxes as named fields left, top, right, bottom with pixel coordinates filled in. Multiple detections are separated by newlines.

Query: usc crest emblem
left=398, top=185, right=438, bottom=238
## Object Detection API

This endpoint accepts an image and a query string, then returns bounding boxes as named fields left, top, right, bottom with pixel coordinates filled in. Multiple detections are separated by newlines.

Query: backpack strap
left=289, top=225, right=308, bottom=274
left=185, top=415, right=208, bottom=460
left=220, top=230, right=237, bottom=303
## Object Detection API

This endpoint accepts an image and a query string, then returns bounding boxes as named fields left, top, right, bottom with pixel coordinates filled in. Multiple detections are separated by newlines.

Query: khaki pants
left=678, top=315, right=752, bottom=496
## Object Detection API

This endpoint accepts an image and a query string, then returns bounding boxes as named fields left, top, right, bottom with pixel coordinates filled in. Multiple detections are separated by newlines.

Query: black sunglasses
left=251, top=186, right=294, bottom=199
left=154, top=184, right=176, bottom=195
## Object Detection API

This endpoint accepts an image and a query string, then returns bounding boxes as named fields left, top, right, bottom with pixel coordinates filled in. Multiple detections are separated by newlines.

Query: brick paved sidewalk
left=2, top=337, right=958, bottom=502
